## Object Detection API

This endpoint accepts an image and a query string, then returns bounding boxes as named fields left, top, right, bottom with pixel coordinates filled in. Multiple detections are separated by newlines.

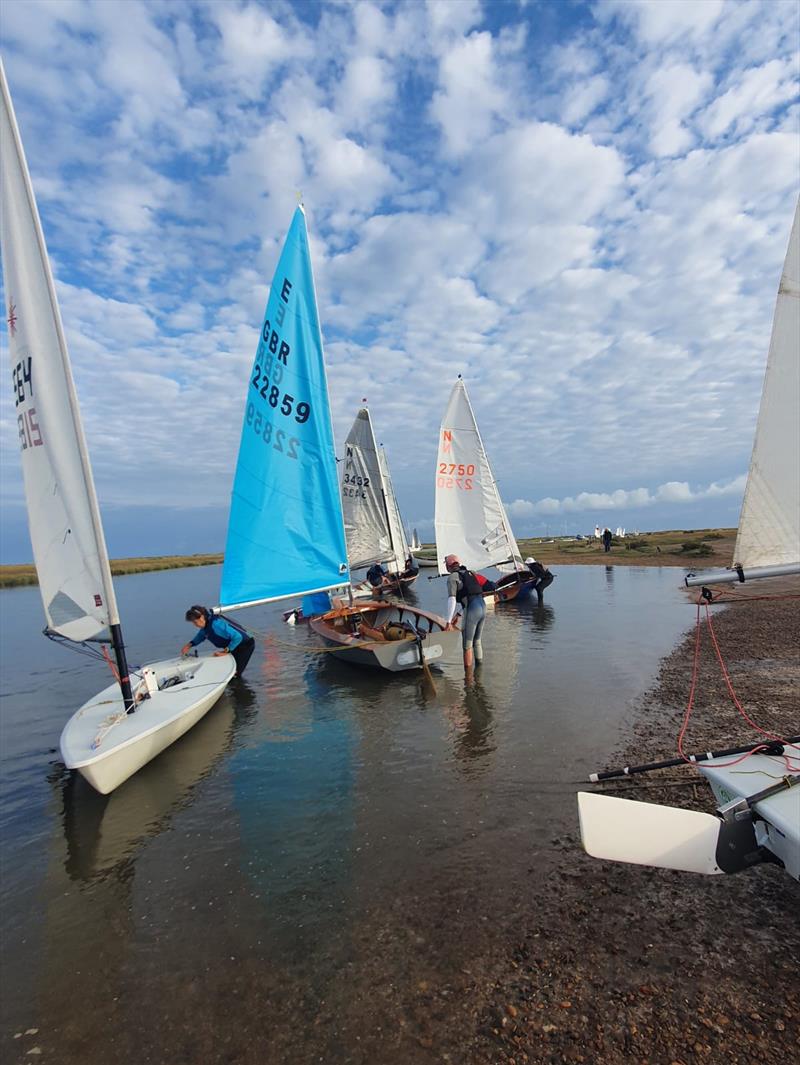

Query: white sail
left=0, top=60, right=118, bottom=641
left=734, top=198, right=800, bottom=570
left=411, top=528, right=421, bottom=551
left=341, top=408, right=393, bottom=570
left=378, top=443, right=410, bottom=570
left=434, top=378, right=523, bottom=576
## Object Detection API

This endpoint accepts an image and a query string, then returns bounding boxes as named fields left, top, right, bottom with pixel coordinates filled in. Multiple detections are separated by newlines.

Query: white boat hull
left=60, top=655, right=236, bottom=794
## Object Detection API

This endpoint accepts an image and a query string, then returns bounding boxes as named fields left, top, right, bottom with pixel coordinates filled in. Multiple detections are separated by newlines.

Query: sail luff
left=0, top=59, right=120, bottom=639
left=733, top=197, right=800, bottom=571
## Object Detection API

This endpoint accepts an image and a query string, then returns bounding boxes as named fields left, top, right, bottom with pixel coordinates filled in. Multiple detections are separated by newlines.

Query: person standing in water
left=182, top=605, right=255, bottom=678
left=443, top=553, right=486, bottom=675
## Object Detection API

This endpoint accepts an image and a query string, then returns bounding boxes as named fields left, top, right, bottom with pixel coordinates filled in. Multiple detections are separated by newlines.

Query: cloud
left=0, top=0, right=797, bottom=561
left=505, top=474, right=747, bottom=517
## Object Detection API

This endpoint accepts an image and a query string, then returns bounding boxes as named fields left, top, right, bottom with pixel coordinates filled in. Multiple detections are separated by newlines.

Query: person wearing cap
left=525, top=557, right=555, bottom=605
left=443, top=554, right=486, bottom=675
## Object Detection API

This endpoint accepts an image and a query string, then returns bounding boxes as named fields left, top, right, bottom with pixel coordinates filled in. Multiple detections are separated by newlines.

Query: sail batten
left=1, top=60, right=118, bottom=642
left=434, top=378, right=523, bottom=575
left=734, top=199, right=800, bottom=571
left=220, top=206, right=349, bottom=609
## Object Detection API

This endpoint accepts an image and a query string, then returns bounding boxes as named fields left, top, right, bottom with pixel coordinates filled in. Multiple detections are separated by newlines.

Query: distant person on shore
left=602, top=528, right=613, bottom=553
left=443, top=554, right=486, bottom=676
left=524, top=557, right=555, bottom=605
left=182, top=605, right=255, bottom=678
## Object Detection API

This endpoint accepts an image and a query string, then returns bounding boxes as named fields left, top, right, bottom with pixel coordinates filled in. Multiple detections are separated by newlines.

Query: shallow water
left=0, top=563, right=693, bottom=1059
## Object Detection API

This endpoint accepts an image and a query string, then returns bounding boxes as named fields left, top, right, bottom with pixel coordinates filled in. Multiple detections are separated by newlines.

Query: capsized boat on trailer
left=0, top=62, right=234, bottom=795
left=309, top=599, right=461, bottom=671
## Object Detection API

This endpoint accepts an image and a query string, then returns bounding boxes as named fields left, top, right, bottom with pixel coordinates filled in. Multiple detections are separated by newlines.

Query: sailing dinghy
left=341, top=406, right=417, bottom=599
left=578, top=197, right=800, bottom=880
left=434, top=377, right=535, bottom=602
left=221, top=209, right=458, bottom=674
left=0, top=62, right=234, bottom=795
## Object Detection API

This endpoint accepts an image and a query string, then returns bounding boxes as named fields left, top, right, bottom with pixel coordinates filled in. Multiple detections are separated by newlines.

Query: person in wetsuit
left=443, top=553, right=486, bottom=676
left=524, top=556, right=555, bottom=605
left=182, top=605, right=255, bottom=678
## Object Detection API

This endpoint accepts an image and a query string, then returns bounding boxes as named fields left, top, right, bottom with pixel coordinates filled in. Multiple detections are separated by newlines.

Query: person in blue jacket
left=181, top=605, right=255, bottom=678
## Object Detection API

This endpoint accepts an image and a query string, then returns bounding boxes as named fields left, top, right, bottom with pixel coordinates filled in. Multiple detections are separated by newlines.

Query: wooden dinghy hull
left=60, top=655, right=236, bottom=794
left=492, top=572, right=536, bottom=603
left=309, top=601, right=461, bottom=671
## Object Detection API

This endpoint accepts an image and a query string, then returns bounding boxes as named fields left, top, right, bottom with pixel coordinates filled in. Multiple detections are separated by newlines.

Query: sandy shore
left=460, top=582, right=800, bottom=1065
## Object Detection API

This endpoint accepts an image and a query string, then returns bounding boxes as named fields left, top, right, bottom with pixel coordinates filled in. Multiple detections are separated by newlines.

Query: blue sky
left=1, top=0, right=798, bottom=562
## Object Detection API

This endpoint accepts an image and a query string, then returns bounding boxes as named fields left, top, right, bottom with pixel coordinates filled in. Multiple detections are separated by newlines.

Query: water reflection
left=605, top=565, right=615, bottom=588
left=457, top=674, right=495, bottom=763
left=228, top=661, right=357, bottom=956
left=59, top=687, right=254, bottom=884
left=530, top=604, right=556, bottom=631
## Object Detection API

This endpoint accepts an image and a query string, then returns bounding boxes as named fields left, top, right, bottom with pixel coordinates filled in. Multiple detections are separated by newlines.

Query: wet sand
left=461, top=582, right=800, bottom=1065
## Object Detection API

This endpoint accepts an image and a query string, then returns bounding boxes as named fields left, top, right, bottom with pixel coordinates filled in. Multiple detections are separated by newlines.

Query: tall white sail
left=341, top=407, right=393, bottom=570
left=378, top=443, right=410, bottom=570
left=734, top=198, right=800, bottom=570
left=0, top=60, right=118, bottom=642
left=434, top=378, right=523, bottom=576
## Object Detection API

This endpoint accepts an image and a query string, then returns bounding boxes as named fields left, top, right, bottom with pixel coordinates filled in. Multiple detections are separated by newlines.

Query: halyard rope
left=678, top=597, right=800, bottom=773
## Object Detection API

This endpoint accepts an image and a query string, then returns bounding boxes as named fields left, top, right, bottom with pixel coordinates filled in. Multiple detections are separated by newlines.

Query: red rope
left=101, top=645, right=120, bottom=684
left=677, top=597, right=800, bottom=771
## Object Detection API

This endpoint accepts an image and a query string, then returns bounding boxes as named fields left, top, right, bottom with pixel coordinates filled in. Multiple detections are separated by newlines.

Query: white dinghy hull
left=60, top=655, right=236, bottom=794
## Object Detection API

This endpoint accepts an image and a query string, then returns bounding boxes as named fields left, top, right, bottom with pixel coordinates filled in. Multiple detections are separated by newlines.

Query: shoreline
left=464, top=581, right=800, bottom=1064
left=0, top=529, right=737, bottom=587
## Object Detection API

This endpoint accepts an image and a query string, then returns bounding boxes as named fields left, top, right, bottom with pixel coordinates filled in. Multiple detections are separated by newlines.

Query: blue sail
left=220, top=206, right=349, bottom=608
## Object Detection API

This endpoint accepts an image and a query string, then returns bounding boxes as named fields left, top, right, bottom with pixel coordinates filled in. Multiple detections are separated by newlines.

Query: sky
left=0, top=0, right=798, bottom=563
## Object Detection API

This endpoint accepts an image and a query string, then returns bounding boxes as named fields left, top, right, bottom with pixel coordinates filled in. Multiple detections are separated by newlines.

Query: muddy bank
left=463, top=585, right=800, bottom=1065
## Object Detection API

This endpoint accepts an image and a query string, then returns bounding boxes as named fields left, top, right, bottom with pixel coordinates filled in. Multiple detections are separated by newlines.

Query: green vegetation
left=0, top=553, right=223, bottom=588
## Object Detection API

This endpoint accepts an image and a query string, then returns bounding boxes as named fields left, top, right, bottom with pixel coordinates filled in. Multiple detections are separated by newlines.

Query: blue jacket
left=190, top=615, right=248, bottom=652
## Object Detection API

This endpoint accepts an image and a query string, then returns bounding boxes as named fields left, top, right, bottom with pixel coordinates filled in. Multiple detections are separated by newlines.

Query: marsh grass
left=0, top=553, right=223, bottom=588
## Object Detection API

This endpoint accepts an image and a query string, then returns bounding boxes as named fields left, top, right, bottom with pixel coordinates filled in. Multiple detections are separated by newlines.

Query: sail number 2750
left=437, top=462, right=474, bottom=491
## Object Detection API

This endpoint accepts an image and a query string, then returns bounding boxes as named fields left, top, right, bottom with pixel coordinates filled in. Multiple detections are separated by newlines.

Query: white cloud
left=644, top=63, right=713, bottom=157
left=599, top=0, right=725, bottom=45
left=506, top=475, right=747, bottom=516
left=699, top=59, right=798, bottom=140
left=430, top=31, right=509, bottom=157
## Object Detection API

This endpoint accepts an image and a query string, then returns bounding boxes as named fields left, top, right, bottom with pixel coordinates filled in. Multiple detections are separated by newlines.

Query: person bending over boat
left=443, top=554, right=486, bottom=675
left=182, top=605, right=255, bottom=678
left=366, top=562, right=392, bottom=589
left=401, top=555, right=420, bottom=578
left=524, top=557, right=554, bottom=605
